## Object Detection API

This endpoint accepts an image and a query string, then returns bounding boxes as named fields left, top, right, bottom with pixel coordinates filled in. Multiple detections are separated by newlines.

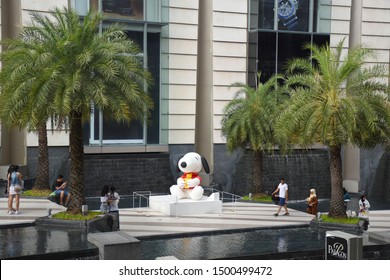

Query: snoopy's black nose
left=181, top=162, right=187, bottom=168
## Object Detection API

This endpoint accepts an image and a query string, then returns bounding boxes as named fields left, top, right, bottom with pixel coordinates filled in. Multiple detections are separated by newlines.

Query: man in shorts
left=54, top=175, right=71, bottom=206
left=271, top=178, right=290, bottom=216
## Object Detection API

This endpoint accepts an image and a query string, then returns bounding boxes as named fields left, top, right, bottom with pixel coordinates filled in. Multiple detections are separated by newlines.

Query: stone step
left=369, top=231, right=390, bottom=243
left=0, top=208, right=64, bottom=219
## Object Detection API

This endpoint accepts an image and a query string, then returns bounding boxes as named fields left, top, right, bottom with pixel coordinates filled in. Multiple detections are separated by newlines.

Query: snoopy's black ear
left=201, top=156, right=210, bottom=174
left=176, top=155, right=184, bottom=172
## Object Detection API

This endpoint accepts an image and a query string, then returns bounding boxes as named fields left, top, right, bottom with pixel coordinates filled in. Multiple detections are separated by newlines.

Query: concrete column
left=343, top=0, right=362, bottom=193
left=0, top=0, right=27, bottom=169
left=195, top=0, right=214, bottom=185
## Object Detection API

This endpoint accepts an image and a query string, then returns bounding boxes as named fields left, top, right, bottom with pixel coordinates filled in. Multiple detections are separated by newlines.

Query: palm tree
left=0, top=7, right=153, bottom=213
left=33, top=122, right=50, bottom=190
left=276, top=39, right=390, bottom=218
left=221, top=74, right=287, bottom=194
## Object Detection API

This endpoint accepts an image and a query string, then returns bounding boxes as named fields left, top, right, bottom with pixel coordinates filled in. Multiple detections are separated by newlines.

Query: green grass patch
left=22, top=189, right=52, bottom=197
left=242, top=194, right=273, bottom=202
left=320, top=214, right=360, bottom=224
left=52, top=211, right=103, bottom=221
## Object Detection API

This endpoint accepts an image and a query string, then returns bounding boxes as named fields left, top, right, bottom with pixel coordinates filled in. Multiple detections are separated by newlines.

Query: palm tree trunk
left=33, top=122, right=50, bottom=190
left=252, top=150, right=263, bottom=194
left=328, top=145, right=346, bottom=218
left=67, top=110, right=85, bottom=214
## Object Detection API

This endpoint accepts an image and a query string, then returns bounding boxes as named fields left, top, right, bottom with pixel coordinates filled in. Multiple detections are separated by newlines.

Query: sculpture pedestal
left=149, top=193, right=222, bottom=216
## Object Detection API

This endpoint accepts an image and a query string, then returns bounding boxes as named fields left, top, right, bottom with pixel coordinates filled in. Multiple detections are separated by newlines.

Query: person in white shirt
left=358, top=194, right=370, bottom=230
left=271, top=178, right=290, bottom=216
left=100, top=185, right=110, bottom=213
left=108, top=186, right=120, bottom=212
left=108, top=186, right=120, bottom=230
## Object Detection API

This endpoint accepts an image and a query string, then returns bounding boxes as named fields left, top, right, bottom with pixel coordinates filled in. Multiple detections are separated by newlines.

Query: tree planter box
left=310, top=218, right=364, bottom=232
left=35, top=214, right=115, bottom=233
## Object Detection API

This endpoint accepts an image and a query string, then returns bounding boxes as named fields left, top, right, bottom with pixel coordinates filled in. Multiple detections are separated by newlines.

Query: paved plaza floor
left=0, top=196, right=389, bottom=259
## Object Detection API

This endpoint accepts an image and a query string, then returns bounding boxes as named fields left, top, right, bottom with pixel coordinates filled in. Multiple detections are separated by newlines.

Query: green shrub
left=22, top=189, right=52, bottom=197
left=242, top=194, right=273, bottom=202
left=320, top=214, right=360, bottom=224
left=52, top=211, right=103, bottom=221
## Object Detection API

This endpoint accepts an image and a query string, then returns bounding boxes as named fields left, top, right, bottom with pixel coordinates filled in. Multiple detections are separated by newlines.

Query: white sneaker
left=7, top=211, right=14, bottom=215
left=14, top=211, right=19, bottom=215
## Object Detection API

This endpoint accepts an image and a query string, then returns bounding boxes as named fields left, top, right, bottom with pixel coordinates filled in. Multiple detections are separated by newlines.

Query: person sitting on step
left=54, top=175, right=71, bottom=207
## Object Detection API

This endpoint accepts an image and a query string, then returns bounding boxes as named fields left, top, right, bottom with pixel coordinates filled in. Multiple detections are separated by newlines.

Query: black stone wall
left=359, top=146, right=386, bottom=196
left=83, top=153, right=174, bottom=197
left=169, top=145, right=332, bottom=201
left=26, top=144, right=390, bottom=202
left=232, top=149, right=332, bottom=200
left=371, top=151, right=390, bottom=201
left=27, top=147, right=70, bottom=189
left=26, top=147, right=174, bottom=196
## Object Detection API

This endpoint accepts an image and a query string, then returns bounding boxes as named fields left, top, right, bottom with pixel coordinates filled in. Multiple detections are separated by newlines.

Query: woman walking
left=7, top=165, right=23, bottom=215
left=306, top=188, right=318, bottom=215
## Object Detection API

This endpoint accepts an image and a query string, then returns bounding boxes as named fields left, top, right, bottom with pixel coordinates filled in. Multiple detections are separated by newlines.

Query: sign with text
left=325, top=231, right=362, bottom=260
left=326, top=235, right=348, bottom=260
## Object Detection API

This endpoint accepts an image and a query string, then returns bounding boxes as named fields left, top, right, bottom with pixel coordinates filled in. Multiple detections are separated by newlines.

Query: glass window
left=277, top=33, right=311, bottom=72
left=90, top=109, right=144, bottom=144
left=146, top=32, right=161, bottom=144
left=248, top=32, right=259, bottom=87
left=89, top=0, right=144, bottom=20
left=258, top=0, right=275, bottom=30
left=258, top=32, right=277, bottom=83
left=146, top=0, right=161, bottom=22
left=75, top=1, right=166, bottom=147
left=248, top=31, right=329, bottom=85
left=102, top=117, right=143, bottom=142
left=251, top=1, right=332, bottom=33
left=313, top=34, right=330, bottom=47
left=314, top=0, right=331, bottom=33
left=72, top=0, right=89, bottom=15
left=126, top=30, right=144, bottom=48
left=84, top=29, right=163, bottom=145
left=249, top=0, right=259, bottom=30
left=74, top=1, right=164, bottom=23
left=248, top=1, right=331, bottom=85
left=277, top=0, right=310, bottom=32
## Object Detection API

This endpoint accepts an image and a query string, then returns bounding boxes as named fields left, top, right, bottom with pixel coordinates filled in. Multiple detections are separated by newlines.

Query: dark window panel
left=248, top=32, right=259, bottom=87
left=126, top=30, right=144, bottom=49
left=147, top=32, right=161, bottom=144
left=277, top=32, right=311, bottom=73
left=258, top=0, right=275, bottom=30
left=258, top=31, right=277, bottom=83
left=248, top=31, right=329, bottom=85
left=313, top=34, right=330, bottom=48
left=103, top=118, right=143, bottom=140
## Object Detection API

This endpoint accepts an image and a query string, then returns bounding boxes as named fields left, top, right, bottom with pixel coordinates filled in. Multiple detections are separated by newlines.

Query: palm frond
left=277, top=39, right=390, bottom=149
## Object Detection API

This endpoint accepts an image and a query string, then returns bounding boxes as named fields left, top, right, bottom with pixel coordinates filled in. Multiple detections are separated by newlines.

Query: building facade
left=0, top=0, right=389, bottom=200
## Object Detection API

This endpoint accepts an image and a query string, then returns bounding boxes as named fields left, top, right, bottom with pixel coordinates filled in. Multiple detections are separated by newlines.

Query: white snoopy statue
left=170, top=152, right=210, bottom=200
